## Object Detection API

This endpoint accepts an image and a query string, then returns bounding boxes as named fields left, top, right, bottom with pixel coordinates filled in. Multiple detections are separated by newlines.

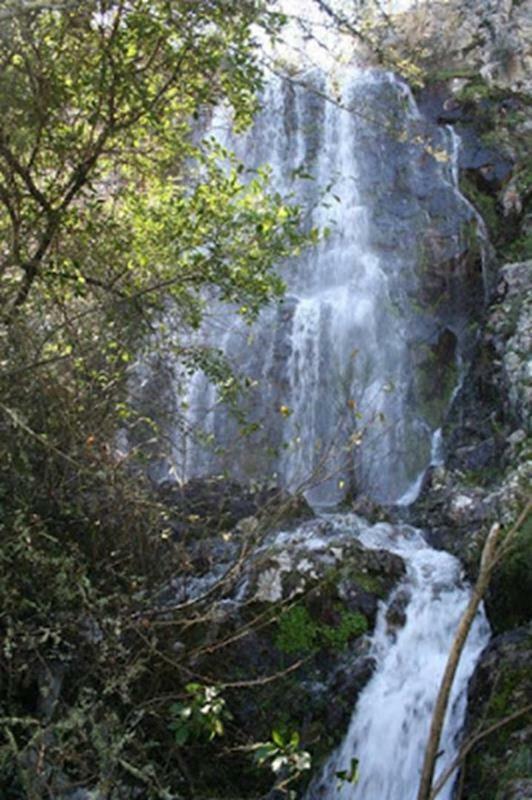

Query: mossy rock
left=411, top=329, right=459, bottom=428
left=460, top=173, right=503, bottom=241
left=464, top=625, right=532, bottom=800
left=487, top=515, right=532, bottom=633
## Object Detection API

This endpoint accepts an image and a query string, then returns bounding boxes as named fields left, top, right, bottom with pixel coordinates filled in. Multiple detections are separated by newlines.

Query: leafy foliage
left=254, top=729, right=312, bottom=795
left=169, top=684, right=231, bottom=746
left=335, top=757, right=360, bottom=789
left=0, top=0, right=308, bottom=366
left=0, top=2, right=319, bottom=798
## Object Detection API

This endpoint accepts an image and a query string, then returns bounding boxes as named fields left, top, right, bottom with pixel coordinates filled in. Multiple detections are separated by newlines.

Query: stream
left=306, top=515, right=490, bottom=799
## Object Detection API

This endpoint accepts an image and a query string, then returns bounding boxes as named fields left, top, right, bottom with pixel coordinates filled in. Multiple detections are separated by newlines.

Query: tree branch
left=430, top=703, right=532, bottom=800
left=417, top=500, right=532, bottom=800
left=0, top=135, right=52, bottom=214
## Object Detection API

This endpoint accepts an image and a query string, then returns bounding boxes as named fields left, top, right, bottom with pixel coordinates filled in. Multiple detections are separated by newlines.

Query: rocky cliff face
left=374, top=0, right=531, bottom=265
left=378, top=0, right=532, bottom=95
left=428, top=260, right=531, bottom=799
left=412, top=258, right=530, bottom=591
left=363, top=4, right=532, bottom=795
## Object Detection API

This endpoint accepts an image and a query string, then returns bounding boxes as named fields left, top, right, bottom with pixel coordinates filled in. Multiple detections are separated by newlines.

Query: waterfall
left=157, top=67, right=484, bottom=505
left=137, top=58, right=491, bottom=799
left=305, top=516, right=490, bottom=799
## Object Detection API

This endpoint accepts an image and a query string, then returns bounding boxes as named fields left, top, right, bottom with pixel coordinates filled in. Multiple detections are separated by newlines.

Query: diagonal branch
left=0, top=134, right=52, bottom=213
left=417, top=499, right=532, bottom=800
left=430, top=702, right=532, bottom=800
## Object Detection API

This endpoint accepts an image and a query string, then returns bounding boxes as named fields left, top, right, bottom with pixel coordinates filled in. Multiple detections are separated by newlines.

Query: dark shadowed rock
left=501, top=779, right=532, bottom=800
left=463, top=625, right=532, bottom=800
left=158, top=475, right=314, bottom=538
left=455, top=438, right=497, bottom=470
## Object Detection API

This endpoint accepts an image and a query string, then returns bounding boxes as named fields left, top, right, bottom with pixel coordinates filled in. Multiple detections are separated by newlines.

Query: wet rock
left=347, top=494, right=391, bottom=524
left=385, top=588, right=411, bottom=632
left=247, top=519, right=405, bottom=611
left=463, top=625, right=532, bottom=800
left=326, top=655, right=377, bottom=730
left=158, top=476, right=314, bottom=539
left=410, top=259, right=531, bottom=593
left=455, top=438, right=497, bottom=470
left=339, top=580, right=379, bottom=621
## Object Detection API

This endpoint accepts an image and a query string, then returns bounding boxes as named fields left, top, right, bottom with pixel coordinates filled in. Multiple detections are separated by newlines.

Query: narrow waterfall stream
left=306, top=516, right=490, bottom=799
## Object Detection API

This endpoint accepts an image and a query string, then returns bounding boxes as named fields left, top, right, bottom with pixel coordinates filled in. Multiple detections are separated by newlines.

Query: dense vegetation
left=0, top=1, right=530, bottom=799
left=0, top=2, right=320, bottom=797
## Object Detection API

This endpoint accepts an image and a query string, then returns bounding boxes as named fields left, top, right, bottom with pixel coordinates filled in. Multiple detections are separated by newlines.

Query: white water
left=307, top=516, right=490, bottom=800
left=157, top=67, right=482, bottom=506
left=138, top=45, right=492, bottom=800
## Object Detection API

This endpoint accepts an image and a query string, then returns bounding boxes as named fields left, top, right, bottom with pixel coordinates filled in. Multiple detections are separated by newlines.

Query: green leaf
left=271, top=729, right=285, bottom=748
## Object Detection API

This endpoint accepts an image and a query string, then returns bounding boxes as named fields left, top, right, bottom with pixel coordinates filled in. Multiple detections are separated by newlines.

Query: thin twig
left=430, top=703, right=532, bottom=799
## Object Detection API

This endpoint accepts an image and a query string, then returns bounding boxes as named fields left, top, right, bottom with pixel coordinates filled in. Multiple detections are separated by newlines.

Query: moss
left=320, top=609, right=368, bottom=649
left=486, top=665, right=529, bottom=719
left=415, top=344, right=458, bottom=428
left=459, top=175, right=502, bottom=240
left=350, top=568, right=387, bottom=597
left=500, top=745, right=532, bottom=782
left=514, top=162, right=532, bottom=195
left=427, top=66, right=478, bottom=82
left=502, top=228, right=532, bottom=262
left=275, top=605, right=320, bottom=654
left=489, top=516, right=532, bottom=633
left=275, top=602, right=368, bottom=654
left=465, top=661, right=532, bottom=800
left=459, top=463, right=505, bottom=488
left=457, top=79, right=497, bottom=103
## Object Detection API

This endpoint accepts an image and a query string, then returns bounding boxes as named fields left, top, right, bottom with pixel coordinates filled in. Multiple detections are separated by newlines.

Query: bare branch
left=430, top=703, right=532, bottom=800
left=417, top=500, right=532, bottom=800
left=0, top=135, right=52, bottom=213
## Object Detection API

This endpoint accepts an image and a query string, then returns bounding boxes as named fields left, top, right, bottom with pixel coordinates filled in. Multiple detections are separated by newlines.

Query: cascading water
left=139, top=49, right=492, bottom=799
left=305, top=516, right=490, bottom=799
left=157, top=67, right=485, bottom=505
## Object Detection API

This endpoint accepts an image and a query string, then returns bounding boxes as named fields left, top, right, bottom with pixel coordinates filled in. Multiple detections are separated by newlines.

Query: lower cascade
left=306, top=516, right=490, bottom=799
